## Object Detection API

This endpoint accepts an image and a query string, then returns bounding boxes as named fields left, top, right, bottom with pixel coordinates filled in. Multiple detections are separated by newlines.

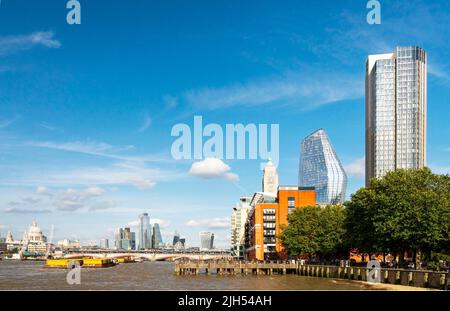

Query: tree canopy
left=345, top=168, right=450, bottom=259
left=280, top=168, right=450, bottom=263
left=280, top=205, right=346, bottom=259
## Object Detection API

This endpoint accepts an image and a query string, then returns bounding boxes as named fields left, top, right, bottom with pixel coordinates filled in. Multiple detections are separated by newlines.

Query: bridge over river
left=64, top=250, right=232, bottom=262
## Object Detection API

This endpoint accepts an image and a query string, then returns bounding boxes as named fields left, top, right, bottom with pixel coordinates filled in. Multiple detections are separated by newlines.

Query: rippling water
left=0, top=261, right=382, bottom=290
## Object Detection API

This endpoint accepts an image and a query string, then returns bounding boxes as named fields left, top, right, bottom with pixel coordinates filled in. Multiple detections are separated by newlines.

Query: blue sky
left=0, top=0, right=449, bottom=247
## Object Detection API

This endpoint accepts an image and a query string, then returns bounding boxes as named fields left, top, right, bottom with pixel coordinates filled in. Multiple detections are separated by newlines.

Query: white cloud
left=137, top=113, right=152, bottom=133
left=186, top=217, right=230, bottom=229
left=36, top=186, right=52, bottom=196
left=54, top=186, right=106, bottom=212
left=0, top=161, right=180, bottom=190
left=126, top=220, right=140, bottom=227
left=38, top=122, right=57, bottom=131
left=184, top=70, right=362, bottom=111
left=0, top=31, right=61, bottom=56
left=150, top=218, right=171, bottom=229
left=4, top=207, right=51, bottom=214
left=89, top=200, right=117, bottom=212
left=0, top=116, right=19, bottom=129
left=129, top=176, right=156, bottom=190
left=430, top=166, right=450, bottom=175
left=189, top=158, right=239, bottom=182
left=27, top=140, right=170, bottom=163
left=8, top=196, right=41, bottom=206
left=127, top=218, right=171, bottom=229
left=345, top=157, right=365, bottom=179
left=85, top=186, right=105, bottom=197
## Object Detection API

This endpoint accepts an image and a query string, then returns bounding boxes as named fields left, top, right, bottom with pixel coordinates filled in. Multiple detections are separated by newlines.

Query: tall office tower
left=199, top=232, right=214, bottom=250
left=262, top=158, right=279, bottom=195
left=231, top=196, right=251, bottom=259
left=366, top=46, right=427, bottom=185
left=299, top=129, right=347, bottom=205
left=138, top=213, right=152, bottom=249
left=151, top=223, right=163, bottom=249
left=115, top=227, right=136, bottom=250
left=172, top=231, right=180, bottom=246
left=99, top=238, right=109, bottom=249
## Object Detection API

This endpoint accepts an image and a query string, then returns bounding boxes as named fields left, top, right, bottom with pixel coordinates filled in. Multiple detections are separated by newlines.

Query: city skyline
left=1, top=1, right=450, bottom=247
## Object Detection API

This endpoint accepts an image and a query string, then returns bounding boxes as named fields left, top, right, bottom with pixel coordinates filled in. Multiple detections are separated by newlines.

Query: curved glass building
left=299, top=129, right=347, bottom=205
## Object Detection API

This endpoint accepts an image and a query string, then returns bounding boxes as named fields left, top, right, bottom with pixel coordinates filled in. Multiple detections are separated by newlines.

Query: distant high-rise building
left=231, top=196, right=251, bottom=259
left=199, top=232, right=214, bottom=250
left=366, top=46, right=427, bottom=185
left=115, top=227, right=136, bottom=250
left=299, top=129, right=347, bottom=205
left=138, top=213, right=152, bottom=249
left=262, top=159, right=279, bottom=195
left=99, top=238, right=109, bottom=249
left=172, top=231, right=180, bottom=246
left=179, top=237, right=186, bottom=247
left=151, top=223, right=163, bottom=249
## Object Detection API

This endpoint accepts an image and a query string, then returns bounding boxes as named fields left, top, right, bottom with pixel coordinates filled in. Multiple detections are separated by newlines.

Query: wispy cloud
left=7, top=196, right=40, bottom=207
left=89, top=200, right=118, bottom=212
left=345, top=157, right=365, bottom=179
left=4, top=207, right=51, bottom=214
left=189, top=158, right=239, bottom=182
left=1, top=161, right=181, bottom=190
left=27, top=140, right=171, bottom=163
left=0, top=116, right=19, bottom=129
left=0, top=31, right=61, bottom=56
left=186, top=217, right=230, bottom=229
left=184, top=69, right=362, bottom=112
left=38, top=122, right=58, bottom=131
left=137, top=113, right=152, bottom=133
left=54, top=186, right=106, bottom=212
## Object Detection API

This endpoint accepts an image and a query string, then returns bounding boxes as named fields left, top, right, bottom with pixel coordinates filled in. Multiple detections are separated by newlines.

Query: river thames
left=0, top=261, right=419, bottom=290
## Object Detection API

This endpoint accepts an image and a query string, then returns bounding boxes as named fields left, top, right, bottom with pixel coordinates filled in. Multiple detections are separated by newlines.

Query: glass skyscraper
left=366, top=47, right=427, bottom=185
left=199, top=232, right=214, bottom=250
left=151, top=223, right=163, bottom=249
left=299, top=129, right=347, bottom=205
left=138, top=213, right=151, bottom=250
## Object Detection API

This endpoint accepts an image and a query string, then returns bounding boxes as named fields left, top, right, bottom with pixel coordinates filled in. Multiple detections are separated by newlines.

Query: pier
left=175, top=261, right=450, bottom=290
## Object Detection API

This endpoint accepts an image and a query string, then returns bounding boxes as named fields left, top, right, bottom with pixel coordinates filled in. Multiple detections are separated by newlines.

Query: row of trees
left=280, top=168, right=450, bottom=266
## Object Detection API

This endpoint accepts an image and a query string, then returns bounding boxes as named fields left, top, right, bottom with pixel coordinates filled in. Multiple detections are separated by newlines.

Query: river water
left=0, top=261, right=385, bottom=290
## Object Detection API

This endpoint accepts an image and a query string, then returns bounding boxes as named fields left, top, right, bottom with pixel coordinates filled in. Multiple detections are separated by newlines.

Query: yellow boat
left=45, top=257, right=115, bottom=268
left=82, top=258, right=115, bottom=268
left=45, top=258, right=83, bottom=269
left=116, top=256, right=135, bottom=264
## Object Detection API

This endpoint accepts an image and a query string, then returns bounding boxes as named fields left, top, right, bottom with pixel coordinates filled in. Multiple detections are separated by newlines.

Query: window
left=288, top=197, right=295, bottom=208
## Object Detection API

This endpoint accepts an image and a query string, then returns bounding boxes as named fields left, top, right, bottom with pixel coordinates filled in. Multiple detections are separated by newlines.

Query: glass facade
left=199, top=232, right=214, bottom=250
left=299, top=129, right=347, bottom=205
left=138, top=213, right=151, bottom=250
left=366, top=47, right=427, bottom=185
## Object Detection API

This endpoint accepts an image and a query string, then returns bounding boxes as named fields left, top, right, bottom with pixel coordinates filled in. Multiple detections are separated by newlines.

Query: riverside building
left=231, top=196, right=251, bottom=259
left=245, top=186, right=316, bottom=261
left=366, top=46, right=427, bottom=185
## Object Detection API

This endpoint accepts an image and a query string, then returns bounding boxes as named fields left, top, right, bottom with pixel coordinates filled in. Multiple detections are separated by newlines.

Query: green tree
left=280, top=205, right=346, bottom=259
left=345, top=168, right=450, bottom=265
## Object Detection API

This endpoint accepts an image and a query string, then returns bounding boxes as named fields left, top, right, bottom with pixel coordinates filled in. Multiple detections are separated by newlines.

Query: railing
left=174, top=260, right=449, bottom=290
